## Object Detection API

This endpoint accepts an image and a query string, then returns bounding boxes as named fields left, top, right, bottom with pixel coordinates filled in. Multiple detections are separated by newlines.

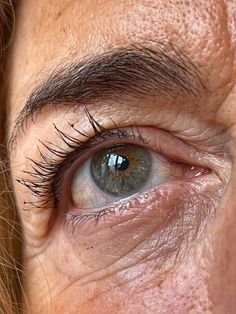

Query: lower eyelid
left=65, top=173, right=222, bottom=237
left=61, top=174, right=223, bottom=275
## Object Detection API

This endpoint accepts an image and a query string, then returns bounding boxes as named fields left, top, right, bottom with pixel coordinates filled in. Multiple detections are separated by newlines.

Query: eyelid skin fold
left=9, top=43, right=207, bottom=151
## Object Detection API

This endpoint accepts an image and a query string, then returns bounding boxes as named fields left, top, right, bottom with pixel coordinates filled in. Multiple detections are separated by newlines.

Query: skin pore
left=6, top=0, right=236, bottom=313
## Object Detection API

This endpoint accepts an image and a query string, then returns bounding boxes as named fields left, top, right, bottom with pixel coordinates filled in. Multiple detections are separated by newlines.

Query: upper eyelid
left=16, top=108, right=219, bottom=212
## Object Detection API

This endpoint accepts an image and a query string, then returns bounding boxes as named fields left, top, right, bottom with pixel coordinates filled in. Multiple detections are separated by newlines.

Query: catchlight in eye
left=90, top=144, right=151, bottom=197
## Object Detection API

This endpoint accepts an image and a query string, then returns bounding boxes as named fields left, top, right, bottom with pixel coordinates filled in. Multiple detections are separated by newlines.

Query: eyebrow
left=9, top=43, right=207, bottom=149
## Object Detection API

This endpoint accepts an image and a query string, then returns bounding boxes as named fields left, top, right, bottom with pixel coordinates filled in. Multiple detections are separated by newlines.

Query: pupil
left=108, top=153, right=129, bottom=172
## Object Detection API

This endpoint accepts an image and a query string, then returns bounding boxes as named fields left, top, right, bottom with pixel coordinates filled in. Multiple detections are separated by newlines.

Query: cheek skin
left=21, top=175, right=222, bottom=313
left=207, top=174, right=236, bottom=313
left=29, top=239, right=213, bottom=313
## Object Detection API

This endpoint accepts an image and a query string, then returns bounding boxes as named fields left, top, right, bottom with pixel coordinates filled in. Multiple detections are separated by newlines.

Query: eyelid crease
left=9, top=42, right=208, bottom=151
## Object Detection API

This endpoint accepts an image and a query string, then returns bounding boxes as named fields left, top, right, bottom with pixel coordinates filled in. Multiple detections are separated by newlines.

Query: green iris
left=90, top=144, right=151, bottom=197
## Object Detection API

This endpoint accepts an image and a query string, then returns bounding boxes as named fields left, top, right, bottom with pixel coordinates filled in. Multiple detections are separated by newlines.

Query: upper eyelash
left=17, top=108, right=148, bottom=210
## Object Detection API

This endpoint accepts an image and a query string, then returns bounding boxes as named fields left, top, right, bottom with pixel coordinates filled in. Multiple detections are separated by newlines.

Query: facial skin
left=6, top=0, right=236, bottom=313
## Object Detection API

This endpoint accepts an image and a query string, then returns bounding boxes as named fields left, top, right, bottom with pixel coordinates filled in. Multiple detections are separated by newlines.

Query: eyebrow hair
left=9, top=43, right=207, bottom=149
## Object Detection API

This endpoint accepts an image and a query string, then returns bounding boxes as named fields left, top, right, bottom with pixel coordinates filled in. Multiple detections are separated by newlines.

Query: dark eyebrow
left=9, top=43, right=207, bottom=149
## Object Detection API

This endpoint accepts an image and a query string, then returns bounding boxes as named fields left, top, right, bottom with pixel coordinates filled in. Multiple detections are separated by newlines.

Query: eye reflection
left=70, top=141, right=202, bottom=210
left=91, top=144, right=151, bottom=197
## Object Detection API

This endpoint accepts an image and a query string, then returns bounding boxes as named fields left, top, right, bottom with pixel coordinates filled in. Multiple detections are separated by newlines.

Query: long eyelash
left=17, top=108, right=148, bottom=210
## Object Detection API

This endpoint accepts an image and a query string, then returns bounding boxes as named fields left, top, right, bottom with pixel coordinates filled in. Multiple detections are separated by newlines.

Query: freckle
left=56, top=11, right=62, bottom=19
left=90, top=246, right=93, bottom=249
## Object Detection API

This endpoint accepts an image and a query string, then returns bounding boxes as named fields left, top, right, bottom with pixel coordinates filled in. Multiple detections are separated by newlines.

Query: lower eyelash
left=64, top=193, right=137, bottom=231
left=65, top=208, right=112, bottom=230
left=17, top=108, right=148, bottom=210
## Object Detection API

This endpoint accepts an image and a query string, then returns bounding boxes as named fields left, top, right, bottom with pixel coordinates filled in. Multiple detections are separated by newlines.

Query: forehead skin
left=7, top=0, right=236, bottom=313
left=8, top=0, right=236, bottom=124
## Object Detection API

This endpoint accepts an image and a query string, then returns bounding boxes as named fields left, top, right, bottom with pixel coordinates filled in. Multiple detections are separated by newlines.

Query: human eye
left=17, top=108, right=220, bottom=238
left=68, top=134, right=207, bottom=220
